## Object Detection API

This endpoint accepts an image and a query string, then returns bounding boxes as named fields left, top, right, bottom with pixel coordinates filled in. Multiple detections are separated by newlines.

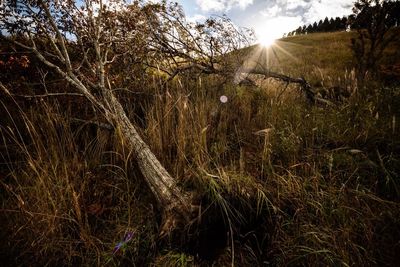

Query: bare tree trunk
left=102, top=90, right=193, bottom=236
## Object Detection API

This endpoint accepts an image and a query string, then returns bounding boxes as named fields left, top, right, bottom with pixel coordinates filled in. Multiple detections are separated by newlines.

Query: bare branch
left=38, top=1, right=73, bottom=72
left=239, top=68, right=316, bottom=103
left=8, top=92, right=85, bottom=99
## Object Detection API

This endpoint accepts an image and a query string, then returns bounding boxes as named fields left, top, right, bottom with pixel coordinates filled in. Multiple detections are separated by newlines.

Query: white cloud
left=260, top=4, right=282, bottom=17
left=182, top=0, right=354, bottom=44
left=303, top=0, right=353, bottom=23
left=286, top=0, right=309, bottom=10
left=237, top=0, right=253, bottom=9
left=196, top=0, right=254, bottom=12
left=259, top=0, right=353, bottom=26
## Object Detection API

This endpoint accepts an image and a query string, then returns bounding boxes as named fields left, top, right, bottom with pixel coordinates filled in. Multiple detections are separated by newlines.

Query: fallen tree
left=0, top=0, right=321, bottom=237
left=0, top=0, right=196, bottom=235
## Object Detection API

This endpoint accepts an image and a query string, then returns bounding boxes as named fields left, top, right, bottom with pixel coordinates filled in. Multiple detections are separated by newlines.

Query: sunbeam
left=272, top=41, right=299, bottom=62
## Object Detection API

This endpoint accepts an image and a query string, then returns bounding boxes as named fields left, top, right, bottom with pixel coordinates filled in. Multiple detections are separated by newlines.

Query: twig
left=11, top=92, right=85, bottom=99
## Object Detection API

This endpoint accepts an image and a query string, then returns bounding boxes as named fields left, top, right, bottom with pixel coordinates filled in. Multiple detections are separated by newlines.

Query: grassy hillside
left=1, top=30, right=400, bottom=266
left=264, top=31, right=355, bottom=77
left=243, top=29, right=400, bottom=86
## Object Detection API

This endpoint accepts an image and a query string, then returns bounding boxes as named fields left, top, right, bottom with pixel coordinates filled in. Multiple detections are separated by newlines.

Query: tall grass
left=0, top=101, right=159, bottom=266
left=1, top=31, right=400, bottom=266
left=138, top=67, right=399, bottom=265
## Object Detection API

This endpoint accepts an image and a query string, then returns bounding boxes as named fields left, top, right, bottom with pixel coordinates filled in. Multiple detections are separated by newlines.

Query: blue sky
left=162, top=0, right=355, bottom=41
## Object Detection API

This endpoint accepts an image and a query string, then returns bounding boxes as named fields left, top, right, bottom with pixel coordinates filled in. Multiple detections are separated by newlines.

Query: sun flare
left=255, top=17, right=302, bottom=48
left=258, top=35, right=276, bottom=47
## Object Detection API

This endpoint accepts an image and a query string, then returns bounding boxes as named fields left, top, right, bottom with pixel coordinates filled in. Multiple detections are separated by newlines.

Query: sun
left=255, top=17, right=300, bottom=48
left=258, top=35, right=276, bottom=47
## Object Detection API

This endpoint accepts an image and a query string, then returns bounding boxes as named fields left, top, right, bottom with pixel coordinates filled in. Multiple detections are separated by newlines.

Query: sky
left=168, top=0, right=355, bottom=42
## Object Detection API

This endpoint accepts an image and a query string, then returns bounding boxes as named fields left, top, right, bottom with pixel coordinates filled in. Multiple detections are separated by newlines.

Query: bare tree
left=142, top=6, right=317, bottom=103
left=0, top=0, right=199, bottom=235
left=144, top=3, right=254, bottom=81
left=0, top=0, right=318, bottom=236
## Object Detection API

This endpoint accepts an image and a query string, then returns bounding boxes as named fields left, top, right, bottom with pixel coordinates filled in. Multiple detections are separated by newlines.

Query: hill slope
left=242, top=29, right=400, bottom=87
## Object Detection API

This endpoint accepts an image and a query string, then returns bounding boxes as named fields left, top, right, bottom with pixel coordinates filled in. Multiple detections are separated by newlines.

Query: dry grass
left=1, top=30, right=400, bottom=266
left=0, top=101, right=159, bottom=266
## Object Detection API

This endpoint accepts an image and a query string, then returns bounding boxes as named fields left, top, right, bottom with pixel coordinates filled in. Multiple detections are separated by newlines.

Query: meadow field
left=1, top=29, right=400, bottom=266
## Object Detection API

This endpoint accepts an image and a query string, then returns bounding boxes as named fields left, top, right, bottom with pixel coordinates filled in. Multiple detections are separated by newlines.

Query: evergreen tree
left=334, top=17, right=342, bottom=31
left=328, top=17, right=335, bottom=31
left=306, top=24, right=313, bottom=34
left=321, top=17, right=330, bottom=31
left=340, top=16, right=348, bottom=30
left=317, top=19, right=323, bottom=32
left=301, top=25, right=307, bottom=34
left=312, top=22, right=318, bottom=33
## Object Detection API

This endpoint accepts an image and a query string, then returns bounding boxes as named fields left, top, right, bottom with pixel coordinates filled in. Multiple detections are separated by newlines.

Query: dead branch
left=240, top=68, right=316, bottom=103
left=10, top=93, right=86, bottom=99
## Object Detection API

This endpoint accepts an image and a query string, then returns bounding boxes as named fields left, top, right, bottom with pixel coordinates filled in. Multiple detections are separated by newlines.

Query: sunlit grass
left=1, top=30, right=400, bottom=265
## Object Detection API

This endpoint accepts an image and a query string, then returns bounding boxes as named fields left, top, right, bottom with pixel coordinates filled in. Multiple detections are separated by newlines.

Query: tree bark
left=0, top=0, right=208, bottom=239
left=101, top=90, right=193, bottom=236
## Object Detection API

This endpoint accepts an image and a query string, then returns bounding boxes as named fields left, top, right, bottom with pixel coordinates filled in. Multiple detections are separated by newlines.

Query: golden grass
left=1, top=30, right=400, bottom=266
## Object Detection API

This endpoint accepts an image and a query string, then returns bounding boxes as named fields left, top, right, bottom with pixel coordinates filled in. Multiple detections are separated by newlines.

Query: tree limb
left=236, top=68, right=316, bottom=103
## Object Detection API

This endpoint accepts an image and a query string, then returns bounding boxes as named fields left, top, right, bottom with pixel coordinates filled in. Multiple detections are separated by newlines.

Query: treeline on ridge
left=285, top=0, right=400, bottom=37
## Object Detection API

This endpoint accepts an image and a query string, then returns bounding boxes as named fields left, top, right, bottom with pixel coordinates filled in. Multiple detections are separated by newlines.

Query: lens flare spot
left=220, top=95, right=228, bottom=103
